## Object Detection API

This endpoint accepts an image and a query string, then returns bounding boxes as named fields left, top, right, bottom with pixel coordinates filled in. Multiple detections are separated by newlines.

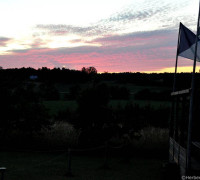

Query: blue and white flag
left=178, top=23, right=200, bottom=62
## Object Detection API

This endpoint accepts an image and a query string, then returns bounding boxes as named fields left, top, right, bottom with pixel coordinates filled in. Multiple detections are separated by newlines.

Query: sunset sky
left=0, top=0, right=200, bottom=72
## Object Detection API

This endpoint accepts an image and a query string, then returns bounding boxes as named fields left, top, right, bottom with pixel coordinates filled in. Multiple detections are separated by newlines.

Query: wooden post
left=103, top=141, right=108, bottom=168
left=66, top=148, right=73, bottom=177
left=100, top=141, right=110, bottom=169
left=170, top=23, right=181, bottom=164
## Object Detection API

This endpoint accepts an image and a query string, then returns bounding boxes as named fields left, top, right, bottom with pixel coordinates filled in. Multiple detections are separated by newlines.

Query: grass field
left=0, top=151, right=166, bottom=180
left=42, top=82, right=171, bottom=116
left=43, top=100, right=78, bottom=116
left=43, top=99, right=171, bottom=116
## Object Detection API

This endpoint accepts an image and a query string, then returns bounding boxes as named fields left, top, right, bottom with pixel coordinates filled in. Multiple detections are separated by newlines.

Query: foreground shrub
left=42, top=121, right=81, bottom=148
left=132, top=127, right=169, bottom=150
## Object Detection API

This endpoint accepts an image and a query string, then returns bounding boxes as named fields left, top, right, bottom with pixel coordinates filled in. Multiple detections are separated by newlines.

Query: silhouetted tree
left=76, top=83, right=112, bottom=145
left=0, top=83, right=49, bottom=147
left=81, top=66, right=97, bottom=75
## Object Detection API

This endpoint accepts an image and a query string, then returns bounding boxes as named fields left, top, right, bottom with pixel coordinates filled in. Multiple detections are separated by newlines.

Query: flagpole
left=173, top=22, right=182, bottom=92
left=170, top=22, right=181, bottom=139
left=187, top=0, right=200, bottom=173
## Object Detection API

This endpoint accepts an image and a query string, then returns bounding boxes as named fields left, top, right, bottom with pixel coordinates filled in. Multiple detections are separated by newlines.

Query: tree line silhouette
left=0, top=66, right=197, bottom=87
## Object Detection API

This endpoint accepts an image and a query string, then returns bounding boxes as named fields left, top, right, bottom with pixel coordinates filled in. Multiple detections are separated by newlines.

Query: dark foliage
left=0, top=81, right=49, bottom=147
left=76, top=83, right=111, bottom=128
left=110, top=86, right=130, bottom=100
left=38, top=82, right=59, bottom=100
left=134, top=89, right=171, bottom=101
left=0, top=67, right=184, bottom=149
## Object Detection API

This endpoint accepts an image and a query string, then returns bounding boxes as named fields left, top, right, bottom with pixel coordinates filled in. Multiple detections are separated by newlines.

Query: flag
left=178, top=22, right=200, bottom=61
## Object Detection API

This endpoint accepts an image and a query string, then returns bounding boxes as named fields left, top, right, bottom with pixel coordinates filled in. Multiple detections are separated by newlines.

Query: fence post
left=101, top=141, right=110, bottom=169
left=66, top=148, right=73, bottom=177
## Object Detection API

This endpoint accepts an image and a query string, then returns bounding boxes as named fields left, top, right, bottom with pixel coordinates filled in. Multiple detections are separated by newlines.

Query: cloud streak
left=34, top=0, right=193, bottom=40
left=0, top=37, right=12, bottom=47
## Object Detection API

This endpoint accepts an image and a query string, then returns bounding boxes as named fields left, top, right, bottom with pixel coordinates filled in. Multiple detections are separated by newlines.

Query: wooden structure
left=169, top=88, right=200, bottom=175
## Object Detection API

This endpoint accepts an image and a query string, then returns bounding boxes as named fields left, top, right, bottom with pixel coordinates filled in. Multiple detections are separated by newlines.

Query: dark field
left=0, top=151, right=166, bottom=180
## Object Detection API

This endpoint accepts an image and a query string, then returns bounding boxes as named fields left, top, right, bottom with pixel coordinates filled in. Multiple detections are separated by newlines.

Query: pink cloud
left=0, top=47, right=174, bottom=72
left=0, top=29, right=188, bottom=72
